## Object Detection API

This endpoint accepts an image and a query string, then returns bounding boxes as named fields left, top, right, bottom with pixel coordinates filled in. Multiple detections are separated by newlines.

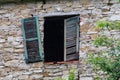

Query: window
left=44, top=15, right=80, bottom=62
left=22, top=14, right=80, bottom=63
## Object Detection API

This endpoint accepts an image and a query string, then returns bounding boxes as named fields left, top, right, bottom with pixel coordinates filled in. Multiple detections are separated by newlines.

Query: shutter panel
left=64, top=16, right=80, bottom=61
left=22, top=17, right=43, bottom=63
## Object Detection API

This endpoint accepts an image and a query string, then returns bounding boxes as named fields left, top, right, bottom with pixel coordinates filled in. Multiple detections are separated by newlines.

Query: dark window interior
left=44, top=15, right=78, bottom=62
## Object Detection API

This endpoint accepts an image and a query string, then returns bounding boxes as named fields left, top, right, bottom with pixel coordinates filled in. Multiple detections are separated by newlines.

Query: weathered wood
left=64, top=16, right=80, bottom=61
left=22, top=17, right=43, bottom=63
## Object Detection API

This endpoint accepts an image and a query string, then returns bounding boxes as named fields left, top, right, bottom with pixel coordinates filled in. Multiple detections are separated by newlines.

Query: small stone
left=0, top=39, right=5, bottom=43
left=4, top=48, right=14, bottom=53
left=102, top=6, right=110, bottom=12
left=14, top=49, right=24, bottom=53
left=4, top=60, right=19, bottom=67
left=18, top=64, right=30, bottom=70
left=53, top=69, right=61, bottom=73
left=109, top=15, right=120, bottom=21
left=103, top=0, right=109, bottom=3
left=92, top=9, right=102, bottom=15
left=43, top=4, right=52, bottom=9
left=0, top=44, right=3, bottom=48
left=0, top=66, right=4, bottom=69
left=0, top=68, right=11, bottom=77
left=45, top=65, right=57, bottom=69
left=88, top=7, right=95, bottom=10
left=66, top=2, right=72, bottom=7
left=115, top=10, right=120, bottom=14
left=4, top=75, right=13, bottom=80
left=37, top=2, right=43, bottom=8
left=63, top=7, right=73, bottom=12
left=43, top=77, right=54, bottom=80
left=80, top=77, right=93, bottom=80
left=2, top=3, right=16, bottom=9
left=30, top=74, right=43, bottom=79
left=14, top=37, right=23, bottom=42
left=15, top=45, right=24, bottom=48
left=3, top=13, right=15, bottom=18
left=3, top=54, right=13, bottom=61
left=7, top=36, right=14, bottom=42
left=53, top=72, right=63, bottom=76
left=72, top=3, right=81, bottom=8
left=87, top=31, right=98, bottom=35
left=0, top=10, right=7, bottom=14
left=22, top=71, right=33, bottom=75
left=33, top=69, right=43, bottom=73
left=110, top=0, right=119, bottom=3
left=31, top=62, right=44, bottom=68
left=12, top=42, right=20, bottom=46
left=46, top=8, right=55, bottom=13
left=18, top=75, right=29, bottom=80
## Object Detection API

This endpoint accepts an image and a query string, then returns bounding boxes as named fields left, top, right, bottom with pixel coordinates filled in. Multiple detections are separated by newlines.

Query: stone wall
left=0, top=0, right=120, bottom=80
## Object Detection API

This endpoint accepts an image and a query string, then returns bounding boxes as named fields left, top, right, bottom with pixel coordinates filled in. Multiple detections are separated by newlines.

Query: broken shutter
left=64, top=16, right=80, bottom=61
left=22, top=17, right=43, bottom=63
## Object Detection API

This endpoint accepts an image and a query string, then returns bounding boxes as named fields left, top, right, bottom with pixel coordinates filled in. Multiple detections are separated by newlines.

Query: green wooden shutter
left=64, top=16, right=80, bottom=61
left=22, top=17, right=43, bottom=63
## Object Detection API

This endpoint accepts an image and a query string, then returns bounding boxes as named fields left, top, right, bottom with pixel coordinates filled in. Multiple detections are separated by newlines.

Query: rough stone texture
left=0, top=0, right=120, bottom=80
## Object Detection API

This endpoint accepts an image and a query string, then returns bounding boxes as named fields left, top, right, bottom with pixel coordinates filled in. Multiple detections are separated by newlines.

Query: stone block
left=45, top=64, right=58, bottom=69
left=15, top=45, right=24, bottom=48
left=3, top=13, right=15, bottom=18
left=37, top=2, right=43, bottom=8
left=15, top=37, right=23, bottom=42
left=46, top=8, right=55, bottom=13
left=110, top=0, right=119, bottom=3
left=52, top=69, right=61, bottom=73
left=4, top=48, right=13, bottom=53
left=88, top=7, right=95, bottom=10
left=0, top=66, right=4, bottom=69
left=109, top=15, right=120, bottom=21
left=0, top=10, right=7, bottom=14
left=14, top=49, right=24, bottom=53
left=12, top=41, right=20, bottom=46
left=103, top=0, right=109, bottom=3
left=2, top=3, right=16, bottom=9
left=72, top=3, right=82, bottom=8
left=18, top=64, right=30, bottom=70
left=80, top=77, right=93, bottom=80
left=30, top=74, right=43, bottom=80
left=26, top=3, right=36, bottom=9
left=7, top=36, right=14, bottom=42
left=43, top=77, right=54, bottom=80
left=63, top=7, right=73, bottom=12
left=102, top=6, right=110, bottom=12
left=53, top=72, right=63, bottom=76
left=18, top=75, right=29, bottom=80
left=0, top=44, right=3, bottom=48
left=59, top=64, right=67, bottom=69
left=0, top=68, right=11, bottom=77
left=66, top=2, right=72, bottom=7
left=31, top=62, right=44, bottom=68
left=4, top=75, right=13, bottom=80
left=3, top=54, right=13, bottom=61
left=92, top=9, right=102, bottom=15
left=22, top=71, right=33, bottom=75
left=4, top=60, right=19, bottom=67
left=0, top=39, right=5, bottom=43
left=33, top=69, right=43, bottom=73
left=43, top=4, right=52, bottom=9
